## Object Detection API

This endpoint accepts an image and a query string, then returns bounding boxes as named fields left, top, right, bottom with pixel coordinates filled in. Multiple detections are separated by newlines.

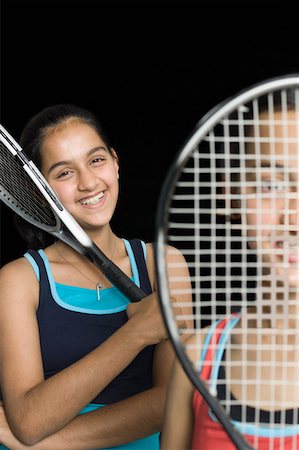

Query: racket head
left=155, top=74, right=299, bottom=446
left=0, top=124, right=63, bottom=235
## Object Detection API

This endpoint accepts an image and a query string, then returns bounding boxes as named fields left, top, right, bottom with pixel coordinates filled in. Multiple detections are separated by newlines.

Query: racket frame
left=155, top=74, right=299, bottom=450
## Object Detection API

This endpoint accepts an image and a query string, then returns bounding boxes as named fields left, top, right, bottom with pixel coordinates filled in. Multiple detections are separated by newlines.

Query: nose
left=77, top=167, right=98, bottom=191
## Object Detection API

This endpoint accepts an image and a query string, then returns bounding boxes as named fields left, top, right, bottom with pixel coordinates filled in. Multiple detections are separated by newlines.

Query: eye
left=56, top=170, right=72, bottom=179
left=90, top=156, right=105, bottom=165
left=260, top=179, right=288, bottom=192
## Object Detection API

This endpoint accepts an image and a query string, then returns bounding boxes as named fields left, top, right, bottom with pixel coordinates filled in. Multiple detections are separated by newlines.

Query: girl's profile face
left=244, top=110, right=299, bottom=288
left=40, top=120, right=119, bottom=233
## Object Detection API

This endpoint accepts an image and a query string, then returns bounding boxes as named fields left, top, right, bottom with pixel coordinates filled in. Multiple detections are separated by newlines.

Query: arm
left=0, top=243, right=193, bottom=449
left=160, top=357, right=195, bottom=450
left=0, top=259, right=168, bottom=446
left=155, top=244, right=196, bottom=449
left=25, top=239, right=195, bottom=449
left=160, top=326, right=208, bottom=450
left=40, top=340, right=175, bottom=449
left=0, top=341, right=174, bottom=450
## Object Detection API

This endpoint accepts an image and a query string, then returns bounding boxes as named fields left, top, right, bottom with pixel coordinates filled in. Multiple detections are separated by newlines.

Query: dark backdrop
left=1, top=1, right=299, bottom=265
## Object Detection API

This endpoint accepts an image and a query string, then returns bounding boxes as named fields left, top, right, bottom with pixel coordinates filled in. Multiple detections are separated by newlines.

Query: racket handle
left=101, top=259, right=146, bottom=302
left=88, top=243, right=146, bottom=302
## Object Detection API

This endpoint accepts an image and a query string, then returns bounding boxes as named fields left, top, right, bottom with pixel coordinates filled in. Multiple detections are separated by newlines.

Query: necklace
left=55, top=238, right=117, bottom=301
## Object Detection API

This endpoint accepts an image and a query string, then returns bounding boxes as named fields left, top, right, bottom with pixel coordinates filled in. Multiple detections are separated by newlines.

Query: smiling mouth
left=275, top=240, right=299, bottom=249
left=273, top=240, right=299, bottom=264
left=79, top=192, right=104, bottom=205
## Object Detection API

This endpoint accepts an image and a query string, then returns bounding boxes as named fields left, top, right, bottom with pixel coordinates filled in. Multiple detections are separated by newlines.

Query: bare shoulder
left=147, top=242, right=187, bottom=263
left=0, top=256, right=36, bottom=279
left=165, top=244, right=188, bottom=267
left=183, top=327, right=211, bottom=366
left=0, top=257, right=39, bottom=307
left=144, top=240, right=187, bottom=271
left=145, top=242, right=154, bottom=259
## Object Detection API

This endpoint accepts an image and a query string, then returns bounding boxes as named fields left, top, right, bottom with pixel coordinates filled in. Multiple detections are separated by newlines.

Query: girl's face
left=245, top=110, right=299, bottom=289
left=40, top=120, right=119, bottom=232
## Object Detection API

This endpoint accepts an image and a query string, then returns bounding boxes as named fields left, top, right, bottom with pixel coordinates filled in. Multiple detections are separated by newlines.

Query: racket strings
left=161, top=85, right=299, bottom=443
left=0, top=142, right=57, bottom=228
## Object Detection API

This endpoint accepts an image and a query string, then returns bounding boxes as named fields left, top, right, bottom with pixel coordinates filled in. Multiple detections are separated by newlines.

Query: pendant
left=96, top=283, right=103, bottom=301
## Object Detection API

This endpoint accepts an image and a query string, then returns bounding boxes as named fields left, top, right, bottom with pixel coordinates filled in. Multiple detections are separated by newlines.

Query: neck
left=53, top=231, right=121, bottom=295
left=57, top=226, right=118, bottom=260
left=241, top=304, right=299, bottom=334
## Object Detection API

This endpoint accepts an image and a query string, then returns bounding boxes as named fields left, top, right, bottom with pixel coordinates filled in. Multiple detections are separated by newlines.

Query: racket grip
left=88, top=243, right=146, bottom=302
left=101, top=260, right=146, bottom=302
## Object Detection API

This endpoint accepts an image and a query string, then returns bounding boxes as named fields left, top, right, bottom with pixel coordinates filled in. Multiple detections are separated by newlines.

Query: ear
left=110, top=148, right=119, bottom=178
left=110, top=147, right=119, bottom=162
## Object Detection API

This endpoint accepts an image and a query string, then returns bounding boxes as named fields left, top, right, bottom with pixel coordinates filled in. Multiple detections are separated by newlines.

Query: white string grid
left=165, top=88, right=299, bottom=448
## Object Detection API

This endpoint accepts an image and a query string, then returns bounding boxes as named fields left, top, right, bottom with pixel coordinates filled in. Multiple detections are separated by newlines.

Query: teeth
left=79, top=192, right=104, bottom=205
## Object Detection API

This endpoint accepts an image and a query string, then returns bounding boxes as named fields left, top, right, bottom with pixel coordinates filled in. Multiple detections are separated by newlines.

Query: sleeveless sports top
left=23, top=238, right=160, bottom=450
left=192, top=316, right=299, bottom=450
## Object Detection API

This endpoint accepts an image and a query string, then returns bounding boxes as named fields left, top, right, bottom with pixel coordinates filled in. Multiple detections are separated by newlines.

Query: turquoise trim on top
left=38, top=249, right=132, bottom=314
left=206, top=316, right=299, bottom=438
left=199, top=319, right=221, bottom=373
left=232, top=420, right=299, bottom=438
left=80, top=403, right=160, bottom=449
left=209, top=315, right=241, bottom=393
left=79, top=403, right=106, bottom=415
left=24, top=239, right=145, bottom=315
left=140, top=240, right=146, bottom=257
left=123, top=239, right=140, bottom=286
left=24, top=252, right=40, bottom=281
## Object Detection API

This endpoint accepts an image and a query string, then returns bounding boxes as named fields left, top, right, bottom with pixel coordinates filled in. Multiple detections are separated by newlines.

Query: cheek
left=245, top=198, right=279, bottom=231
left=246, top=211, right=279, bottom=251
left=108, top=170, right=119, bottom=192
left=101, top=162, right=118, bottom=184
left=113, top=177, right=119, bottom=198
left=49, top=182, right=74, bottom=204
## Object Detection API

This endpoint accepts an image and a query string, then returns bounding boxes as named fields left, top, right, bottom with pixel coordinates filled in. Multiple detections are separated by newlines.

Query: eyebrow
left=246, top=160, right=286, bottom=170
left=46, top=146, right=109, bottom=175
left=259, top=161, right=285, bottom=170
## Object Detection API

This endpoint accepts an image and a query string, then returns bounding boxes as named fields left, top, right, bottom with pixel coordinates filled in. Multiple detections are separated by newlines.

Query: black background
left=1, top=1, right=299, bottom=265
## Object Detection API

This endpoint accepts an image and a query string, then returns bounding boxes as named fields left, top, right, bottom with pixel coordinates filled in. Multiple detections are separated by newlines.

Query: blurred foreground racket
left=155, top=75, right=299, bottom=449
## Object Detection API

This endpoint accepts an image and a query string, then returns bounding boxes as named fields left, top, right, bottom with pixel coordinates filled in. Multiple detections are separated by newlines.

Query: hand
left=126, top=292, right=168, bottom=345
left=126, top=292, right=187, bottom=346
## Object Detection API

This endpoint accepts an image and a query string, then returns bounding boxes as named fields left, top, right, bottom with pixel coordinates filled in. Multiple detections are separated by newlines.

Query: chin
left=288, top=276, right=299, bottom=289
left=273, top=268, right=299, bottom=289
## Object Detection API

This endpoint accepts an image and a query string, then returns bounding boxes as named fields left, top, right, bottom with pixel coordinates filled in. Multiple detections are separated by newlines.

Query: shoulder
left=0, top=257, right=39, bottom=305
left=0, top=256, right=36, bottom=279
left=184, top=332, right=205, bottom=364
left=144, top=242, right=153, bottom=258
left=166, top=245, right=188, bottom=268
left=145, top=242, right=185, bottom=260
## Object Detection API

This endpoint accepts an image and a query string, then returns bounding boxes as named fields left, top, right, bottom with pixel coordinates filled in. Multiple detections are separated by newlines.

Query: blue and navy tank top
left=23, top=238, right=160, bottom=450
